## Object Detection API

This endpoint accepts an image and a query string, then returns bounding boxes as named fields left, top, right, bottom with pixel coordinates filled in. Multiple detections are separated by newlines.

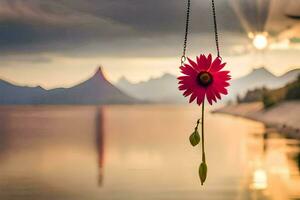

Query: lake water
left=0, top=105, right=299, bottom=200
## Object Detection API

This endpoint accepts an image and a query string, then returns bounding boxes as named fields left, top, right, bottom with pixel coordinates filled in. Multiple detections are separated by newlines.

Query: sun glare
left=252, top=169, right=268, bottom=190
left=253, top=34, right=268, bottom=50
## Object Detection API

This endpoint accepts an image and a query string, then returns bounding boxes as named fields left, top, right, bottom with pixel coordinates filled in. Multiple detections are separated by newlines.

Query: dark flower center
left=197, top=71, right=213, bottom=87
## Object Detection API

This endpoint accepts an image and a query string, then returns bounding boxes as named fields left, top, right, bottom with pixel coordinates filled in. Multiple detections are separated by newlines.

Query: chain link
left=181, top=0, right=220, bottom=65
left=181, top=0, right=191, bottom=66
left=211, top=0, right=220, bottom=58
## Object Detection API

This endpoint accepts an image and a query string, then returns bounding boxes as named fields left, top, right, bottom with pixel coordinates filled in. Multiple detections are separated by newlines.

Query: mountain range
left=229, top=67, right=300, bottom=99
left=117, top=73, right=184, bottom=103
left=1, top=66, right=299, bottom=105
left=0, top=67, right=137, bottom=105
left=116, top=67, right=300, bottom=103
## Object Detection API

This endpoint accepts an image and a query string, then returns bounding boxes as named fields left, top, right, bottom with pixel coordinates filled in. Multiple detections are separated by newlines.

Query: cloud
left=8, top=55, right=52, bottom=63
left=0, top=0, right=244, bottom=57
left=0, top=0, right=105, bottom=25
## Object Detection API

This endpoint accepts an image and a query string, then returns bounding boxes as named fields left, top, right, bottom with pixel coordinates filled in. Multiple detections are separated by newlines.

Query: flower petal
left=208, top=88, right=217, bottom=103
left=214, top=71, right=231, bottom=81
left=180, top=64, right=198, bottom=76
left=177, top=76, right=188, bottom=80
left=187, top=57, right=198, bottom=70
left=213, top=80, right=229, bottom=93
left=211, top=85, right=221, bottom=100
left=216, top=86, right=228, bottom=95
left=209, top=57, right=222, bottom=72
left=215, top=63, right=226, bottom=72
left=189, top=92, right=197, bottom=103
left=178, top=85, right=188, bottom=90
left=205, top=89, right=213, bottom=105
left=178, top=78, right=197, bottom=88
left=196, top=88, right=205, bottom=105
left=183, top=89, right=193, bottom=97
left=197, top=54, right=207, bottom=71
left=205, top=54, right=212, bottom=70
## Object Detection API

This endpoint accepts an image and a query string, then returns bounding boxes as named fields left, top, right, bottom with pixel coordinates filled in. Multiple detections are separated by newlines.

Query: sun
left=252, top=34, right=268, bottom=50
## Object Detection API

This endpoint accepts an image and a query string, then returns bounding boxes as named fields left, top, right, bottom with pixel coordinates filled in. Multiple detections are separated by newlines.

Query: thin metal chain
left=211, top=0, right=220, bottom=57
left=181, top=0, right=191, bottom=66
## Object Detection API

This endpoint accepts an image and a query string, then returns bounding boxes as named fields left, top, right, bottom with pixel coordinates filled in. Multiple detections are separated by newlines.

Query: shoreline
left=213, top=101, right=300, bottom=139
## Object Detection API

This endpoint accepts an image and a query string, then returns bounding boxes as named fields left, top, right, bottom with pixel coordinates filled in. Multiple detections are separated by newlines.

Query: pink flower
left=178, top=54, right=231, bottom=105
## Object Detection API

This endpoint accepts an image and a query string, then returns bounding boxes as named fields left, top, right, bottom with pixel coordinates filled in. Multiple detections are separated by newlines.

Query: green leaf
left=199, top=162, right=207, bottom=185
left=189, top=130, right=200, bottom=146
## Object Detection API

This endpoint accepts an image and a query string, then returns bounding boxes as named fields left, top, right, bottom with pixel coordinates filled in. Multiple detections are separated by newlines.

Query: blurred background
left=0, top=0, right=299, bottom=199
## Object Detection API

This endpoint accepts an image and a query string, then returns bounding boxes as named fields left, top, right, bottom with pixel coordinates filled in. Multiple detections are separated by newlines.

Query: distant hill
left=0, top=80, right=47, bottom=104
left=0, top=67, right=137, bottom=105
left=263, top=75, right=300, bottom=108
left=229, top=67, right=300, bottom=99
left=1, top=66, right=298, bottom=105
left=233, top=74, right=300, bottom=108
left=117, top=73, right=185, bottom=103
left=116, top=67, right=300, bottom=103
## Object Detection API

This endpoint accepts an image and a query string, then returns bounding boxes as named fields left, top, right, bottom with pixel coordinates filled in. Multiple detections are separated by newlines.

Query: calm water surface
left=0, top=105, right=299, bottom=200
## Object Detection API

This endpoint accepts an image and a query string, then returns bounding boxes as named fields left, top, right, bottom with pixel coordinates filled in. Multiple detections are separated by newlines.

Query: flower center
left=197, top=72, right=213, bottom=87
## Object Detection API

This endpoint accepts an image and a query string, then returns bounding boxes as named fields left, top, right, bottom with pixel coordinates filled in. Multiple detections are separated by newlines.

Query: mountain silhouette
left=117, top=67, right=300, bottom=103
left=116, top=73, right=185, bottom=103
left=229, top=67, right=300, bottom=99
left=0, top=80, right=46, bottom=104
left=0, top=67, right=137, bottom=105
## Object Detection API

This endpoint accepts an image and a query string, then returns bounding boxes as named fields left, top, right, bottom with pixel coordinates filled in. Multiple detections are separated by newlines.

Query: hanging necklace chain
left=181, top=0, right=221, bottom=65
left=211, top=0, right=220, bottom=58
left=181, top=0, right=191, bottom=66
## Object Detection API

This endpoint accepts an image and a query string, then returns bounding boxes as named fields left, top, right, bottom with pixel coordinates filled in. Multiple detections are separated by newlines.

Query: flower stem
left=201, top=101, right=206, bottom=163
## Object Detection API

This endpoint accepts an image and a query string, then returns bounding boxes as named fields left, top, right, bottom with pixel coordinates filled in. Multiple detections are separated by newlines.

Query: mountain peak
left=249, top=67, right=275, bottom=78
left=252, top=67, right=273, bottom=74
left=117, top=76, right=131, bottom=85
left=95, top=66, right=104, bottom=76
left=92, top=66, right=108, bottom=81
left=161, top=73, right=175, bottom=79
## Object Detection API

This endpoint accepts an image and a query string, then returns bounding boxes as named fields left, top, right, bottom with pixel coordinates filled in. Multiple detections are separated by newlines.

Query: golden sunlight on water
left=252, top=169, right=267, bottom=190
left=0, top=105, right=299, bottom=200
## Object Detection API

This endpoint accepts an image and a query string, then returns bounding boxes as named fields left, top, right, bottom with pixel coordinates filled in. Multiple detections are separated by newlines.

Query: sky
left=0, top=0, right=299, bottom=89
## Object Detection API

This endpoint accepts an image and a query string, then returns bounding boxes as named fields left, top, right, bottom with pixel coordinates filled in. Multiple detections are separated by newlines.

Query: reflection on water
left=96, top=108, right=105, bottom=186
left=0, top=105, right=299, bottom=200
left=242, top=126, right=300, bottom=200
left=252, top=169, right=267, bottom=190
